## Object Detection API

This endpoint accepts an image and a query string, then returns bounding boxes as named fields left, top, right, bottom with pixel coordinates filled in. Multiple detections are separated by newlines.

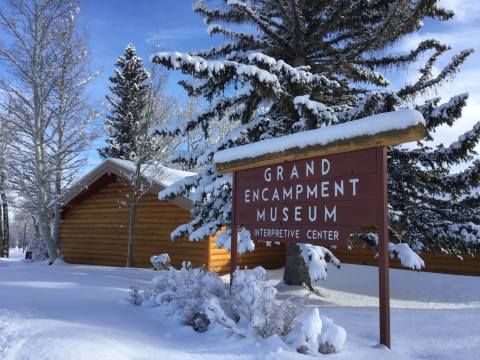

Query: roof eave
left=58, top=159, right=193, bottom=212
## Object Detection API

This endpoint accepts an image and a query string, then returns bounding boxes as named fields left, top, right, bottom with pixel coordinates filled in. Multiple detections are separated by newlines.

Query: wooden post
left=377, top=146, right=391, bottom=348
left=230, top=171, right=238, bottom=293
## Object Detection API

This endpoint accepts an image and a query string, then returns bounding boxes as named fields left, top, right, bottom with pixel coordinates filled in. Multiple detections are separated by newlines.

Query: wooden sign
left=235, top=147, right=381, bottom=246
left=215, top=110, right=427, bottom=349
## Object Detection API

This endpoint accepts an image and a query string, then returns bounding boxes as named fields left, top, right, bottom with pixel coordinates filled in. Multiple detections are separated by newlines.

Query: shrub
left=131, top=261, right=346, bottom=354
left=150, top=253, right=171, bottom=271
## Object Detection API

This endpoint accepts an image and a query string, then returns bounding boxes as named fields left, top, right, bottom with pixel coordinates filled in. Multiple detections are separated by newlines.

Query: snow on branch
left=427, top=93, right=468, bottom=129
left=370, top=234, right=425, bottom=270
left=207, top=24, right=261, bottom=44
left=247, top=52, right=339, bottom=87
left=158, top=173, right=198, bottom=200
left=434, top=121, right=480, bottom=163
left=445, top=160, right=480, bottom=190
left=294, top=95, right=326, bottom=114
left=434, top=221, right=480, bottom=245
left=299, top=244, right=341, bottom=282
left=388, top=243, right=425, bottom=270
left=216, top=226, right=255, bottom=254
left=348, top=63, right=390, bottom=87
left=398, top=49, right=474, bottom=99
left=150, top=52, right=282, bottom=91
left=293, top=95, right=337, bottom=128
left=361, top=39, right=449, bottom=69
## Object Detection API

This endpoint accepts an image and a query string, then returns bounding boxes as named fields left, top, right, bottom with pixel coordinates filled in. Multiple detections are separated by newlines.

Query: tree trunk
left=23, top=222, right=27, bottom=252
left=32, top=104, right=57, bottom=262
left=1, top=194, right=9, bottom=258
left=283, top=44, right=311, bottom=286
left=126, top=192, right=137, bottom=267
left=53, top=168, right=63, bottom=259
left=283, top=243, right=311, bottom=286
left=0, top=193, right=4, bottom=257
left=35, top=166, right=56, bottom=263
left=126, top=162, right=143, bottom=267
left=53, top=206, right=61, bottom=255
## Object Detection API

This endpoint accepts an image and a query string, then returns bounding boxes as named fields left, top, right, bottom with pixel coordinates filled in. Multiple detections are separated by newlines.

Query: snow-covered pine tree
left=152, top=0, right=480, bottom=286
left=99, top=44, right=178, bottom=266
left=98, top=43, right=150, bottom=160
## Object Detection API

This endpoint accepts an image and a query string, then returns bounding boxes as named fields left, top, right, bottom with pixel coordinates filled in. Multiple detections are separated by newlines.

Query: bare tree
left=48, top=12, right=98, bottom=252
left=173, top=97, right=237, bottom=171
left=0, top=112, right=12, bottom=257
left=0, top=0, right=97, bottom=263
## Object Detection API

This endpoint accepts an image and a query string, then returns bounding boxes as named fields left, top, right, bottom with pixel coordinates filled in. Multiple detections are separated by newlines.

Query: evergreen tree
left=152, top=0, right=480, bottom=285
left=99, top=43, right=150, bottom=160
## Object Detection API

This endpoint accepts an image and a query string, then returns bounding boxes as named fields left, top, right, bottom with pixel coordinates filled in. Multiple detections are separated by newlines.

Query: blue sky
left=78, top=0, right=480, bottom=172
left=78, top=0, right=215, bottom=101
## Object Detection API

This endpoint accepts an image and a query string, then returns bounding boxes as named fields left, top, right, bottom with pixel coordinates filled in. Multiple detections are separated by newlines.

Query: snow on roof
left=108, top=158, right=195, bottom=188
left=58, top=159, right=196, bottom=210
left=214, top=109, right=425, bottom=165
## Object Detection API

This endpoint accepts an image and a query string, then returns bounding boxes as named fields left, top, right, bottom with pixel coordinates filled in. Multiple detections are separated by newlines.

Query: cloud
left=401, top=65, right=480, bottom=152
left=398, top=27, right=480, bottom=54
left=146, top=27, right=207, bottom=49
left=438, top=0, right=480, bottom=23
left=391, top=14, right=480, bottom=153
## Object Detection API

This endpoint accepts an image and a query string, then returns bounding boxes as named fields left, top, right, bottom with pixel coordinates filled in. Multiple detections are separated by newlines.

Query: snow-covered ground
left=0, top=248, right=479, bottom=360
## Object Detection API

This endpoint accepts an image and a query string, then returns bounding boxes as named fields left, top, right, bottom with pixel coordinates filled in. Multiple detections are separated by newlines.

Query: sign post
left=215, top=110, right=426, bottom=348
left=230, top=171, right=238, bottom=293
left=377, top=146, right=390, bottom=348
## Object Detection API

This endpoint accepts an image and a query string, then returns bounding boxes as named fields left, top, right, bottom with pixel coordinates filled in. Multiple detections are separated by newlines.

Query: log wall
left=208, top=235, right=285, bottom=274
left=61, top=176, right=206, bottom=269
left=333, top=244, right=480, bottom=276
left=60, top=175, right=286, bottom=273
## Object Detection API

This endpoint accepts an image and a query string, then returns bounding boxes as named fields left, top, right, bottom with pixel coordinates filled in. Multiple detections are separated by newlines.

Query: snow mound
left=285, top=307, right=347, bottom=355
left=285, top=307, right=323, bottom=354
left=318, top=315, right=347, bottom=354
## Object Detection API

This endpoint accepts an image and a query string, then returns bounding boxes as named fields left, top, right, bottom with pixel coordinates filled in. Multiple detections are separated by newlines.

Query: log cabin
left=58, top=159, right=285, bottom=273
left=59, top=159, right=478, bottom=276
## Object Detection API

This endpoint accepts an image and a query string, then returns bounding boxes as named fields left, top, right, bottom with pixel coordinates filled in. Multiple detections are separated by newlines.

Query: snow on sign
left=234, top=147, right=379, bottom=246
left=215, top=109, right=426, bottom=349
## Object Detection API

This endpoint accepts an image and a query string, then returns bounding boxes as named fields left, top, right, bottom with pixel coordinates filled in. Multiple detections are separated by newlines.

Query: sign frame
left=217, top=114, right=426, bottom=349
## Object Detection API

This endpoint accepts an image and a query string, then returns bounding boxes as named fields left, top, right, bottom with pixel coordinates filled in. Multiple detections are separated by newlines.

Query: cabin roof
left=58, top=159, right=195, bottom=211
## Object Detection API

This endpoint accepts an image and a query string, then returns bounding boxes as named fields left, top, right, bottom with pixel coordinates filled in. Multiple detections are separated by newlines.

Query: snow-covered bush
left=230, top=266, right=308, bottom=338
left=150, top=253, right=171, bottom=271
left=285, top=308, right=323, bottom=354
left=285, top=308, right=347, bottom=355
left=318, top=316, right=347, bottom=354
left=129, top=287, right=143, bottom=305
left=142, top=261, right=228, bottom=332
left=132, top=262, right=347, bottom=354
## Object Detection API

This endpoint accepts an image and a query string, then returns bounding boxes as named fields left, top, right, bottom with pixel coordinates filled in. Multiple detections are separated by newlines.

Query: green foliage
left=154, top=0, right=479, bottom=256
left=98, top=43, right=150, bottom=160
